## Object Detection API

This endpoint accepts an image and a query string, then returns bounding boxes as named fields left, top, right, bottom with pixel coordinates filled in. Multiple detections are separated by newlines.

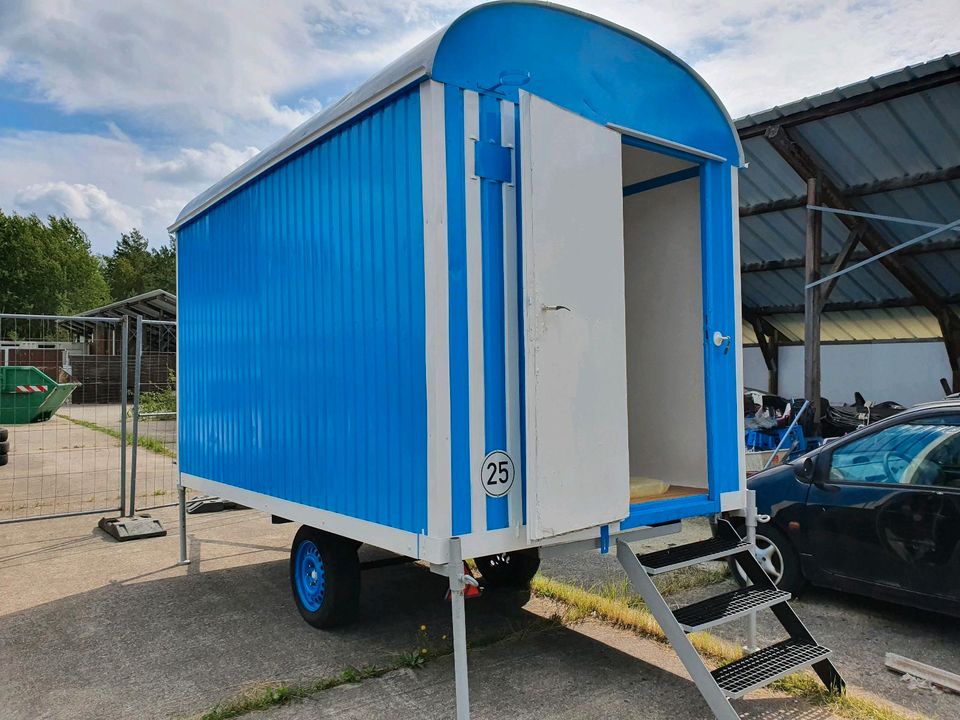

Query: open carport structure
left=736, top=53, right=960, bottom=421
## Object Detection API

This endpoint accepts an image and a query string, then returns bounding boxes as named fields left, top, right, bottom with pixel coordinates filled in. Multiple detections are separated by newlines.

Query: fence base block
left=98, top=515, right=167, bottom=542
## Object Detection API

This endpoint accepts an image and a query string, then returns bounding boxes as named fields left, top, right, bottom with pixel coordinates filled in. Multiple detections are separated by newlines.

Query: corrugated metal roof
left=737, top=53, right=960, bottom=343
left=78, top=289, right=176, bottom=321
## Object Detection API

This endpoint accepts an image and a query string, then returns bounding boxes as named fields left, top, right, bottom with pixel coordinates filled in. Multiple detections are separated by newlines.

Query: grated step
left=637, top=535, right=749, bottom=575
left=673, top=587, right=790, bottom=632
left=712, top=639, right=832, bottom=698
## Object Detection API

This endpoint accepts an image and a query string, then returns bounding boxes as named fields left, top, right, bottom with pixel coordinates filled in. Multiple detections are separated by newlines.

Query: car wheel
left=289, top=526, right=361, bottom=628
left=474, top=550, right=540, bottom=589
left=729, top=524, right=805, bottom=594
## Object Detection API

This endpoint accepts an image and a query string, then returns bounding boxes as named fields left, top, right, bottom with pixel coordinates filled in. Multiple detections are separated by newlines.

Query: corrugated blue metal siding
left=177, top=88, right=428, bottom=534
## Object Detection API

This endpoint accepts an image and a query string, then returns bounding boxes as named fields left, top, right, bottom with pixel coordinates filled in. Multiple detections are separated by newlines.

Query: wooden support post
left=751, top=318, right=779, bottom=395
left=767, top=328, right=779, bottom=396
left=804, top=178, right=822, bottom=435
left=940, top=314, right=960, bottom=395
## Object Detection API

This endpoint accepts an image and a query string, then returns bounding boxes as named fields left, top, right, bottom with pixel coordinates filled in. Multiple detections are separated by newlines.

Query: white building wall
left=743, top=341, right=951, bottom=407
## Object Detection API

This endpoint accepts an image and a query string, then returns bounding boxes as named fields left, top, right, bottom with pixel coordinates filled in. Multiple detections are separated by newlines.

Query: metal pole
left=129, top=316, right=143, bottom=516
left=804, top=178, right=822, bottom=437
left=448, top=538, right=471, bottom=720
left=177, top=484, right=190, bottom=565
left=745, top=489, right=759, bottom=653
left=761, top=400, right=811, bottom=472
left=119, top=316, right=129, bottom=516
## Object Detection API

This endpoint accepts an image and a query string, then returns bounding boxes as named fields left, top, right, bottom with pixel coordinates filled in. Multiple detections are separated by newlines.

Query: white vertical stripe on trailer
left=724, top=164, right=748, bottom=510
left=421, top=80, right=452, bottom=538
left=463, top=89, right=487, bottom=535
left=500, top=99, right=523, bottom=532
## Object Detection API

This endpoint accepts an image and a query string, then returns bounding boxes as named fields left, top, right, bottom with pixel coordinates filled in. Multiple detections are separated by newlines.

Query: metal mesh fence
left=0, top=314, right=128, bottom=522
left=130, top=319, right=178, bottom=511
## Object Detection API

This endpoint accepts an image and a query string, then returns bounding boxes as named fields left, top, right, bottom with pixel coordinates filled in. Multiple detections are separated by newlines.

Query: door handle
left=542, top=304, right=571, bottom=312
left=712, top=331, right=731, bottom=355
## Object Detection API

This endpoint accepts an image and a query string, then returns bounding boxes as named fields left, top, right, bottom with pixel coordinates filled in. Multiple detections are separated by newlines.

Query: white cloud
left=0, top=1, right=453, bottom=133
left=0, top=0, right=955, bottom=134
left=140, top=142, right=260, bottom=184
left=1, top=0, right=957, bottom=258
left=560, top=0, right=960, bottom=116
left=15, top=181, right=139, bottom=233
left=0, top=130, right=257, bottom=252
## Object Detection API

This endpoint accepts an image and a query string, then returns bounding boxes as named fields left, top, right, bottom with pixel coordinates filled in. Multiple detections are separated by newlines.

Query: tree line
left=0, top=210, right=176, bottom=315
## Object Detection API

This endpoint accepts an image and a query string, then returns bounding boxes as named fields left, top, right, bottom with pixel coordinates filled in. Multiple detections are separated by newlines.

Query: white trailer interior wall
left=622, top=144, right=708, bottom=492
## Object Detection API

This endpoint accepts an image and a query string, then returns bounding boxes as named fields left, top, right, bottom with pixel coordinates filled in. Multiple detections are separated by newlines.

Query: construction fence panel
left=130, top=318, right=178, bottom=511
left=0, top=313, right=129, bottom=522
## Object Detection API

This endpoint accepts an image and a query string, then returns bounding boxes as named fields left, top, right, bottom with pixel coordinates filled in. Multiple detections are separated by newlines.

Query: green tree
left=0, top=210, right=111, bottom=315
left=103, top=229, right=176, bottom=298
left=149, top=236, right=177, bottom=293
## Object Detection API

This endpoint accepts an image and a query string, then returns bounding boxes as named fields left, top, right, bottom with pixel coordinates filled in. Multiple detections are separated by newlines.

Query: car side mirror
left=795, top=456, right=816, bottom=482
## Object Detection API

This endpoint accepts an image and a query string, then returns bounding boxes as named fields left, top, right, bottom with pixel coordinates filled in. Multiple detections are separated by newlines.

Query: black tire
left=0, top=428, right=7, bottom=442
left=475, top=549, right=540, bottom=589
left=0, top=454, right=7, bottom=467
left=289, top=526, right=361, bottom=628
left=728, top=523, right=805, bottom=595
left=0, top=441, right=8, bottom=453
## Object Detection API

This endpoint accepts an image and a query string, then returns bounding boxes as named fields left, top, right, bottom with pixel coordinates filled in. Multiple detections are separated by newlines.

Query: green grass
left=530, top=574, right=927, bottom=720
left=190, top=570, right=921, bottom=720
left=190, top=616, right=559, bottom=720
left=195, top=665, right=385, bottom=720
left=59, top=414, right=176, bottom=458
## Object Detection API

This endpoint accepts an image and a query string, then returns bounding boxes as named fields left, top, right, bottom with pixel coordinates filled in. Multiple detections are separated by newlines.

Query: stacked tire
left=0, top=428, right=8, bottom=467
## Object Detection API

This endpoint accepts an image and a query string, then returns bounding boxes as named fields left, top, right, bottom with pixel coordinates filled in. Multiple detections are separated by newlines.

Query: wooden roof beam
left=741, top=236, right=960, bottom=274
left=740, top=163, right=960, bottom=217
left=764, top=125, right=956, bottom=317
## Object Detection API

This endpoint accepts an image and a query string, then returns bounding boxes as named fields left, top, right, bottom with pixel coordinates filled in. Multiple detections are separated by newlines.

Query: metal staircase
left=617, top=519, right=844, bottom=719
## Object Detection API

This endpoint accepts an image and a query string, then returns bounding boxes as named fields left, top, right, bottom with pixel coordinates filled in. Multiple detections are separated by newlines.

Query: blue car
left=724, top=400, right=960, bottom=617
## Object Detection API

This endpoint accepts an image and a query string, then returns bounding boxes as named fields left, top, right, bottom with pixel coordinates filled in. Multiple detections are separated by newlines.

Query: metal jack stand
left=436, top=537, right=476, bottom=720
left=177, top=484, right=190, bottom=566
left=743, top=489, right=769, bottom=653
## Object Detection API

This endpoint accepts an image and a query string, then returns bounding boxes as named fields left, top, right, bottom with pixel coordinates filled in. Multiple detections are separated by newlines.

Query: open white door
left=520, top=91, right=630, bottom=541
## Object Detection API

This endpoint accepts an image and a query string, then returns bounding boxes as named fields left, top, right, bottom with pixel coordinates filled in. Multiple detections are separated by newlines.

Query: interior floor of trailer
left=629, top=484, right=704, bottom=506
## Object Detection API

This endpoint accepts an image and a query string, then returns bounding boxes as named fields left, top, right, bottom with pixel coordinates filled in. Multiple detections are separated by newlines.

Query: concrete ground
left=2, top=507, right=843, bottom=720
left=542, top=518, right=960, bottom=720
left=0, top=403, right=178, bottom=521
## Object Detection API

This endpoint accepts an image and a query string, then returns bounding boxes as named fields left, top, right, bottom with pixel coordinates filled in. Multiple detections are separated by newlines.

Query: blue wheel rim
left=295, top=539, right=326, bottom=612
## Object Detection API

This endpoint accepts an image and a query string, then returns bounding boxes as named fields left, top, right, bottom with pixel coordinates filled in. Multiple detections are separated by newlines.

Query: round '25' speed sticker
left=480, top=450, right=515, bottom=497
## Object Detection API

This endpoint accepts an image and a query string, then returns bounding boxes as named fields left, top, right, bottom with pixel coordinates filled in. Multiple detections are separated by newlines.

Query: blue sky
left=0, top=0, right=956, bottom=254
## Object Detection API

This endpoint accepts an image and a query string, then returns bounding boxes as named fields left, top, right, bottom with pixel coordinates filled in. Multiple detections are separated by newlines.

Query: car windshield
left=829, top=415, right=960, bottom=487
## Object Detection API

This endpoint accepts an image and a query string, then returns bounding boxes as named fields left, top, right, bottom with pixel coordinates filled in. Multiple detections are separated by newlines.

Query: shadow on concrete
left=0, top=538, right=841, bottom=720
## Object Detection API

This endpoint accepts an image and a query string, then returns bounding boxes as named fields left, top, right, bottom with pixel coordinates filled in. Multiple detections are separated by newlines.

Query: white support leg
left=744, top=489, right=758, bottom=652
left=177, top=485, right=190, bottom=566
left=447, top=537, right=471, bottom=720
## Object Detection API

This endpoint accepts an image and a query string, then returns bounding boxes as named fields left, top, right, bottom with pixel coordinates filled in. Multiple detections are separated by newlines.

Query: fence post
left=119, top=316, right=129, bottom=516
left=130, top=315, right=143, bottom=516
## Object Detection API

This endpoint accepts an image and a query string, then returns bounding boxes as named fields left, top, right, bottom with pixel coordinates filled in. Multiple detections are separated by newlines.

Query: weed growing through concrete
left=191, top=616, right=560, bottom=719
left=60, top=414, right=175, bottom=458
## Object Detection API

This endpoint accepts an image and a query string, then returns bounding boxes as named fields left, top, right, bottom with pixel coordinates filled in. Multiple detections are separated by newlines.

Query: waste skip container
left=0, top=366, right=79, bottom=424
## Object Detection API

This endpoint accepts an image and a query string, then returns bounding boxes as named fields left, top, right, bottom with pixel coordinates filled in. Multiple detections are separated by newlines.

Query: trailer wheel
left=475, top=549, right=540, bottom=589
left=289, top=526, right=360, bottom=628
